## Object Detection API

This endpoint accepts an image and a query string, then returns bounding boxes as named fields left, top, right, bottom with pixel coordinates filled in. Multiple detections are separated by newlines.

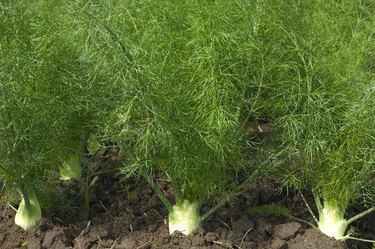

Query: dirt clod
left=271, top=238, right=287, bottom=249
left=273, top=221, right=302, bottom=240
left=287, top=228, right=345, bottom=249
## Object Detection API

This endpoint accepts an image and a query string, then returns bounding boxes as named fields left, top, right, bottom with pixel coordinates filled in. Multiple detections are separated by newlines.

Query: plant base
left=168, top=200, right=201, bottom=235
left=15, top=189, right=42, bottom=231
left=318, top=206, right=348, bottom=240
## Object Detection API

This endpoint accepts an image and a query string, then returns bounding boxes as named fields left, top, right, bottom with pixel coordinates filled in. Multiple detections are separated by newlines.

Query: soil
left=0, top=157, right=374, bottom=249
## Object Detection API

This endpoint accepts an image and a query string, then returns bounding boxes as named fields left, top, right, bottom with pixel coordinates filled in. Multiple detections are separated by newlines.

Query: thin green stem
left=82, top=129, right=91, bottom=153
left=143, top=174, right=173, bottom=213
left=281, top=213, right=317, bottom=228
left=201, top=195, right=228, bottom=221
left=301, top=192, right=319, bottom=224
left=346, top=236, right=375, bottom=243
left=170, top=179, right=183, bottom=206
left=19, top=187, right=30, bottom=210
left=83, top=147, right=107, bottom=212
left=202, top=170, right=259, bottom=221
left=312, top=190, right=323, bottom=212
left=12, top=152, right=23, bottom=186
left=346, top=206, right=375, bottom=225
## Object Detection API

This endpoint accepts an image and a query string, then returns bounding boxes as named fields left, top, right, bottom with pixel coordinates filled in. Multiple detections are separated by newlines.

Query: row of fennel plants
left=70, top=0, right=375, bottom=241
left=0, top=0, right=374, bottom=244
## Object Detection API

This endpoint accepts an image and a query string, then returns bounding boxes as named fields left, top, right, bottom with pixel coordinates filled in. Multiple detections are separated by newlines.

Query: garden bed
left=0, top=158, right=373, bottom=249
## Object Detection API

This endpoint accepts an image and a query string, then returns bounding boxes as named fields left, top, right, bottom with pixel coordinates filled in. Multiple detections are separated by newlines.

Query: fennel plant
left=257, top=0, right=375, bottom=241
left=0, top=1, right=97, bottom=229
left=68, top=0, right=263, bottom=235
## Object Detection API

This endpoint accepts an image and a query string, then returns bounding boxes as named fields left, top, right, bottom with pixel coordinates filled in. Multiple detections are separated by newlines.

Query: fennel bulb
left=59, top=153, right=81, bottom=181
left=87, top=135, right=106, bottom=156
left=15, top=189, right=42, bottom=231
left=168, top=200, right=201, bottom=235
left=317, top=204, right=348, bottom=240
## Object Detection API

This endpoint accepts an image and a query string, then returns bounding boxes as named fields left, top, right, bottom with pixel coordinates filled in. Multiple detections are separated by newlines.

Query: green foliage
left=255, top=0, right=375, bottom=227
left=244, top=2, right=375, bottom=241
left=0, top=1, right=100, bottom=227
left=1, top=0, right=374, bottom=238
left=247, top=203, right=292, bottom=217
left=66, top=0, right=262, bottom=207
left=0, top=2, right=56, bottom=191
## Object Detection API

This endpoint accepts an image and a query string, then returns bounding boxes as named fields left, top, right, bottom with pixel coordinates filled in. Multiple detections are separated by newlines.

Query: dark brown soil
left=0, top=158, right=374, bottom=249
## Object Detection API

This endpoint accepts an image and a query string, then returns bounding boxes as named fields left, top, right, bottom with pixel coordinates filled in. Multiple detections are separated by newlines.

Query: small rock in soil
left=273, top=222, right=301, bottom=240
left=270, top=238, right=286, bottom=249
